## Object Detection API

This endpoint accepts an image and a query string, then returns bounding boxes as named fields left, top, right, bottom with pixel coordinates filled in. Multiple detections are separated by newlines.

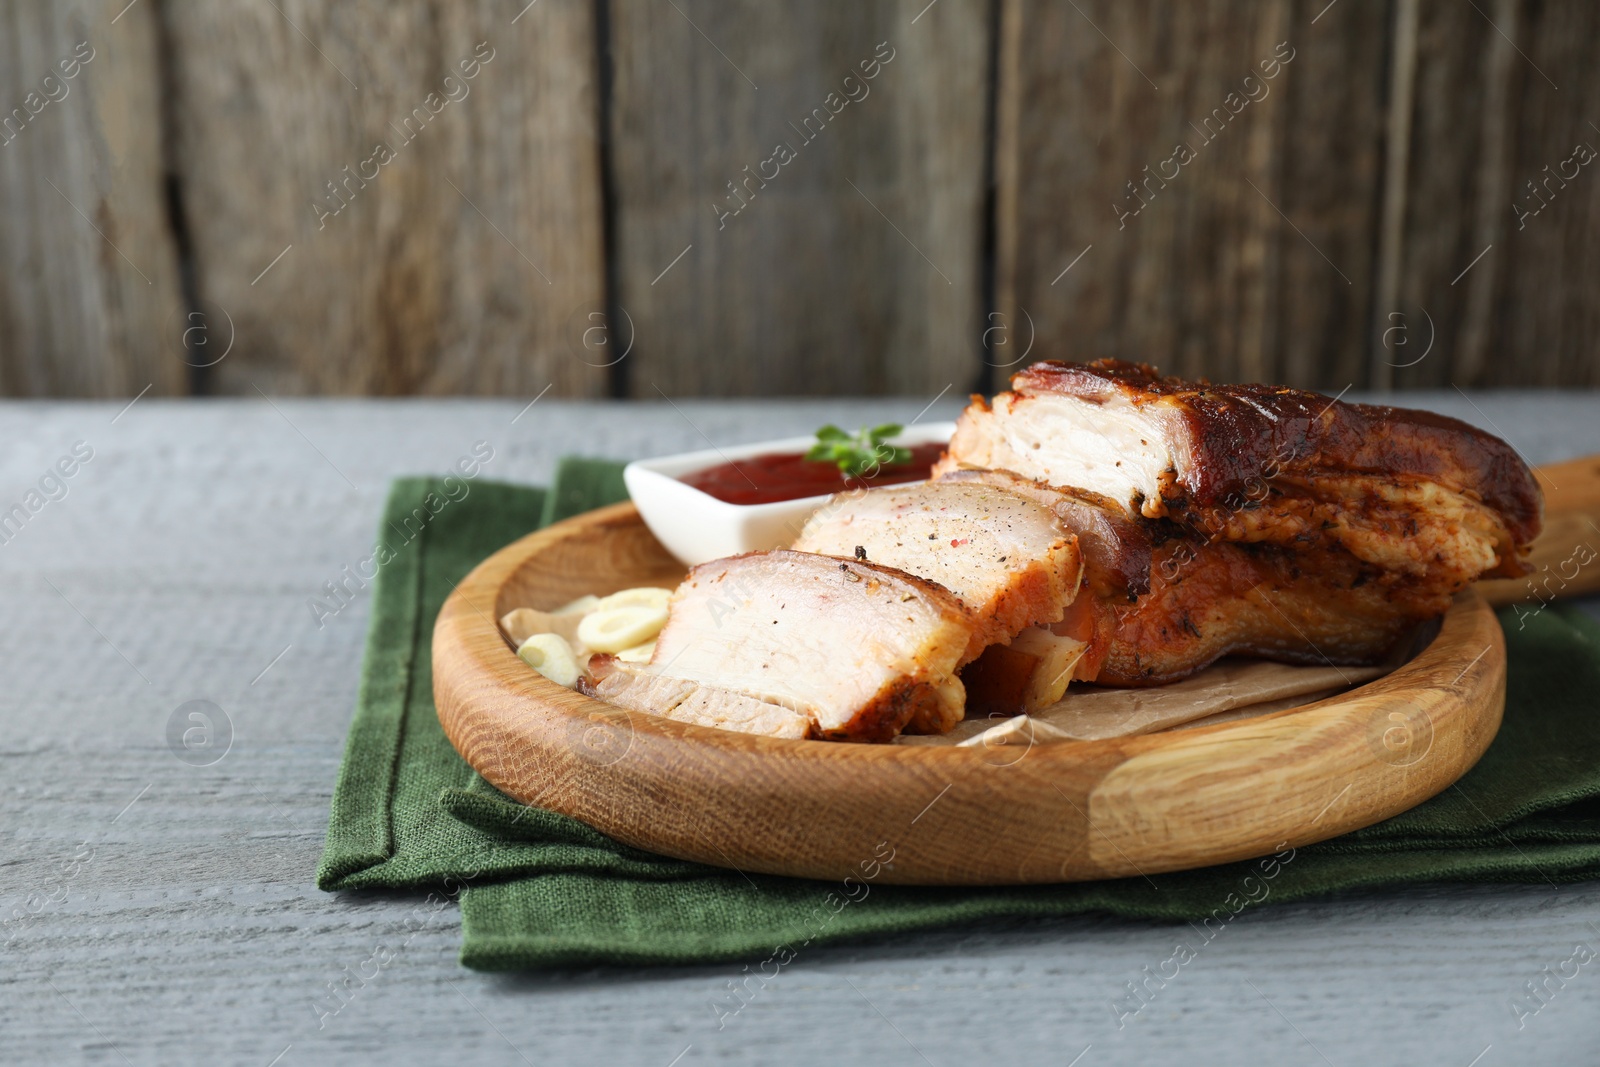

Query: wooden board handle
left=1478, top=454, right=1600, bottom=608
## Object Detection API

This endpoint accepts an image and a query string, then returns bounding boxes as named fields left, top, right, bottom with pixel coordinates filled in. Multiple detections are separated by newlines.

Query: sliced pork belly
left=790, top=478, right=1082, bottom=660
left=937, top=359, right=1542, bottom=584
left=922, top=469, right=1153, bottom=684
left=586, top=668, right=811, bottom=738
left=935, top=472, right=1467, bottom=686
left=601, top=550, right=974, bottom=741
left=934, top=469, right=1153, bottom=600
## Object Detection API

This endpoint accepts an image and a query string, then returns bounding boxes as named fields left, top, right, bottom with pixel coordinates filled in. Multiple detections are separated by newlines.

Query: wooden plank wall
left=0, top=0, right=1596, bottom=398
left=994, top=0, right=1387, bottom=393
left=1376, top=0, right=1600, bottom=390
left=0, top=0, right=186, bottom=397
left=606, top=0, right=989, bottom=398
left=163, top=0, right=609, bottom=397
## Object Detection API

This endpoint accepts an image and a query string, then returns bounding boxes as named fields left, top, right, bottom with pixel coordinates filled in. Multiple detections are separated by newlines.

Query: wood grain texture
left=1381, top=0, right=1507, bottom=389
left=1385, top=0, right=1600, bottom=390
left=995, top=0, right=1386, bottom=392
left=1367, top=0, right=1419, bottom=393
left=0, top=0, right=187, bottom=397
left=0, top=398, right=1597, bottom=1066
left=1481, top=0, right=1600, bottom=388
left=434, top=502, right=1505, bottom=885
left=606, top=0, right=990, bottom=397
left=6, top=0, right=1600, bottom=398
left=161, top=0, right=608, bottom=397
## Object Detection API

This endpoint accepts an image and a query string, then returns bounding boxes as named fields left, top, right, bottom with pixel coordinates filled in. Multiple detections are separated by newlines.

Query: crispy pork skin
left=791, top=479, right=1082, bottom=660
left=936, top=359, right=1542, bottom=581
left=1096, top=540, right=1426, bottom=685
left=609, top=550, right=974, bottom=741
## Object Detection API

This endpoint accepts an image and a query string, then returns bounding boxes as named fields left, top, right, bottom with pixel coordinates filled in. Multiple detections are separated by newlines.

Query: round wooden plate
left=434, top=502, right=1506, bottom=886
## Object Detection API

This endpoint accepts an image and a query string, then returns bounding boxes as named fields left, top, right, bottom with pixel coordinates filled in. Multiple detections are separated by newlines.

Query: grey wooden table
left=3, top=393, right=1600, bottom=1067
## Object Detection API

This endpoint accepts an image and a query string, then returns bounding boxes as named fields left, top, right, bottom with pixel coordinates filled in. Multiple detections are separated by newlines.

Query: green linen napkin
left=318, top=463, right=1600, bottom=971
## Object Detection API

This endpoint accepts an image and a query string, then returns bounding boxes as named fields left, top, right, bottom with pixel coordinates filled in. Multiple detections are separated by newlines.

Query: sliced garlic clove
left=553, top=594, right=601, bottom=616
left=502, top=607, right=583, bottom=648
left=501, top=608, right=541, bottom=647
left=577, top=604, right=669, bottom=653
left=593, top=586, right=673, bottom=614
left=516, top=632, right=581, bottom=688
left=614, top=639, right=656, bottom=664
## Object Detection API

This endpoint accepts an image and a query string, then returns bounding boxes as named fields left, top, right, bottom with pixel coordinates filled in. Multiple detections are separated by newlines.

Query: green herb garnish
left=805, top=423, right=912, bottom=478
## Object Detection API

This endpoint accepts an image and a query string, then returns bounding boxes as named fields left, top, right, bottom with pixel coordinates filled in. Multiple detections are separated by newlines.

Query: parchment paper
left=894, top=658, right=1390, bottom=749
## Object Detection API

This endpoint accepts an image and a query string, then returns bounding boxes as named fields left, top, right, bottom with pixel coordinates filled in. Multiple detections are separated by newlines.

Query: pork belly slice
left=1097, top=539, right=1430, bottom=685
left=585, top=667, right=811, bottom=739
left=595, top=550, right=973, bottom=741
left=791, top=478, right=1082, bottom=660
left=936, top=359, right=1542, bottom=582
left=933, top=469, right=1153, bottom=600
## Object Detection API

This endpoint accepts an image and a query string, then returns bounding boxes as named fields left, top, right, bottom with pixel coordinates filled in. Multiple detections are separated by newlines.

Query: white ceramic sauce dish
left=623, top=422, right=957, bottom=566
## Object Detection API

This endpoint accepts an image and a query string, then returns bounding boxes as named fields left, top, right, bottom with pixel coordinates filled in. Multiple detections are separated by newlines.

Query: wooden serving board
left=434, top=503, right=1511, bottom=886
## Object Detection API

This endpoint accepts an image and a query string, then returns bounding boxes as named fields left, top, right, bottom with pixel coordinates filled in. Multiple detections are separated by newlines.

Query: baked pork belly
left=790, top=478, right=1082, bottom=660
left=586, top=668, right=812, bottom=739
left=933, top=469, right=1153, bottom=599
left=965, top=468, right=1455, bottom=684
left=936, top=359, right=1542, bottom=586
left=1097, top=539, right=1431, bottom=685
left=598, top=550, right=974, bottom=741
left=917, top=468, right=1148, bottom=689
left=933, top=362, right=1543, bottom=686
left=581, top=361, right=1540, bottom=734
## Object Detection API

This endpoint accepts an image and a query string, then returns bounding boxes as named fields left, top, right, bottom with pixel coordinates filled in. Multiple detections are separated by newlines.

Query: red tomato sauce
left=680, top=442, right=946, bottom=506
